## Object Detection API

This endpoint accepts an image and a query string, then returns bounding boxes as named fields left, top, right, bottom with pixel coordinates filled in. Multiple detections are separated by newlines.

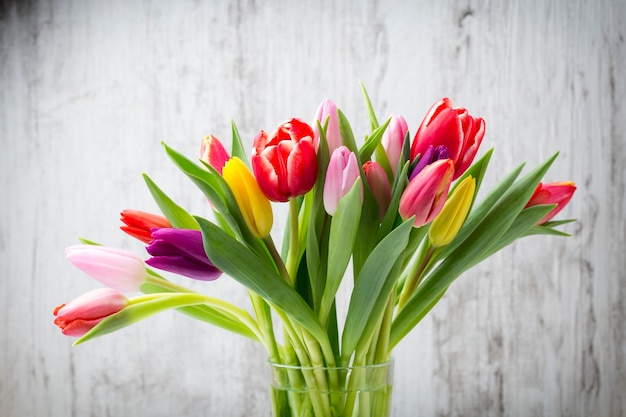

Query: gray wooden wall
left=1, top=0, right=624, bottom=416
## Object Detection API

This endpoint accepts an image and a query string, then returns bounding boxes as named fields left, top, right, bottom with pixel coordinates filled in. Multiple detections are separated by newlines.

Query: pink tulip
left=381, top=115, right=408, bottom=177
left=525, top=181, right=576, bottom=224
left=323, top=146, right=362, bottom=216
left=252, top=118, right=318, bottom=202
left=66, top=245, right=146, bottom=293
left=312, top=98, right=342, bottom=153
left=363, top=161, right=392, bottom=219
left=399, top=159, right=455, bottom=227
left=53, top=288, right=128, bottom=337
left=200, top=134, right=231, bottom=174
left=120, top=210, right=172, bottom=243
left=410, top=98, right=485, bottom=180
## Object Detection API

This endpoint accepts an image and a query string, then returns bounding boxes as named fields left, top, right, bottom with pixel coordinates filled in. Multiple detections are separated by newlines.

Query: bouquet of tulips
left=54, top=86, right=575, bottom=416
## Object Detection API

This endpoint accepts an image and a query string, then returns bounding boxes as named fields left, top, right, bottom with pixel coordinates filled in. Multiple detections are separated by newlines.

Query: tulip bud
left=313, top=98, right=342, bottom=153
left=381, top=114, right=408, bottom=177
left=399, top=159, right=454, bottom=227
left=146, top=228, right=223, bottom=281
left=324, top=146, right=362, bottom=216
left=410, top=98, right=485, bottom=180
left=429, top=176, right=476, bottom=247
left=525, top=181, right=576, bottom=224
left=363, top=161, right=392, bottom=219
left=66, top=245, right=147, bottom=293
left=200, top=134, right=231, bottom=174
left=53, top=288, right=128, bottom=337
left=223, top=157, right=274, bottom=237
left=120, top=210, right=172, bottom=243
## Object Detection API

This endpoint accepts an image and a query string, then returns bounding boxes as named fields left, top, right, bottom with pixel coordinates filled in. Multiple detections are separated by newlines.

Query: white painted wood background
left=1, top=0, right=624, bottom=416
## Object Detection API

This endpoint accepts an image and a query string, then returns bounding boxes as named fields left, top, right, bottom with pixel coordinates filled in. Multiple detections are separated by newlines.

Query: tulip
left=410, top=98, right=485, bottom=180
left=399, top=159, right=455, bottom=227
left=200, top=134, right=231, bottom=174
left=222, top=157, right=273, bottom=237
left=324, top=146, right=362, bottom=216
left=120, top=210, right=172, bottom=243
left=53, top=288, right=128, bottom=337
left=525, top=181, right=576, bottom=225
left=251, top=118, right=318, bottom=202
left=409, top=144, right=451, bottom=181
left=312, top=98, right=342, bottom=153
left=381, top=114, right=408, bottom=177
left=363, top=161, right=392, bottom=219
left=429, top=176, right=476, bottom=247
left=66, top=245, right=147, bottom=293
left=146, top=228, right=222, bottom=281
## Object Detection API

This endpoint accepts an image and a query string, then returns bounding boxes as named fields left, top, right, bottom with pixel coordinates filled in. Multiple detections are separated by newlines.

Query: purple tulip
left=146, top=228, right=222, bottom=281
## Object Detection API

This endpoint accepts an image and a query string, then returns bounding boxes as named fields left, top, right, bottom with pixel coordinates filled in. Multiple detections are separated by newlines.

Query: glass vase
left=267, top=359, right=394, bottom=417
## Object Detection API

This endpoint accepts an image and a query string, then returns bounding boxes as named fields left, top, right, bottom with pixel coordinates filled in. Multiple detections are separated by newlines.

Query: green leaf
left=359, top=82, right=379, bottom=130
left=341, top=218, right=414, bottom=362
left=140, top=282, right=258, bottom=341
left=337, top=109, right=359, bottom=156
left=319, top=180, right=363, bottom=323
left=195, top=216, right=329, bottom=345
left=390, top=153, right=560, bottom=348
left=231, top=120, right=249, bottom=168
left=359, top=117, right=391, bottom=162
left=142, top=173, right=199, bottom=230
left=75, top=293, right=226, bottom=345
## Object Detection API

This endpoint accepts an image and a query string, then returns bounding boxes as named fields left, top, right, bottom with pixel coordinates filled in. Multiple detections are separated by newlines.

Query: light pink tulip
left=313, top=98, right=342, bottom=154
left=381, top=115, right=408, bottom=177
left=54, top=288, right=128, bottom=337
left=323, top=146, right=362, bottom=216
left=66, top=245, right=146, bottom=293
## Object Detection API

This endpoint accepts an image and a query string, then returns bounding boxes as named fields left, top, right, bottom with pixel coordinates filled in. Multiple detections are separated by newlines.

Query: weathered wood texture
left=1, top=0, right=624, bottom=416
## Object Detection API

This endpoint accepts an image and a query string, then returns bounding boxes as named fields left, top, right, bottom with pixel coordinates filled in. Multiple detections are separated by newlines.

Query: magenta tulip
left=53, top=288, right=128, bottom=337
left=252, top=118, right=318, bottom=202
left=410, top=98, right=485, bottom=180
left=323, top=146, right=362, bottom=216
left=146, top=228, right=222, bottom=281
left=66, top=245, right=146, bottom=293
left=381, top=114, right=408, bottom=177
left=312, top=98, right=342, bottom=153
left=363, top=161, right=392, bottom=219
left=525, top=181, right=576, bottom=224
left=200, top=134, right=231, bottom=174
left=399, top=159, right=455, bottom=227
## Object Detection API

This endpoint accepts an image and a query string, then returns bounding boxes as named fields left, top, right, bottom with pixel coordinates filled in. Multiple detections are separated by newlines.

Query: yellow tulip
left=222, top=157, right=273, bottom=238
left=429, top=176, right=476, bottom=247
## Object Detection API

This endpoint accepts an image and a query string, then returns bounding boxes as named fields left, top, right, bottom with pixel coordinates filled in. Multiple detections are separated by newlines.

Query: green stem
left=397, top=245, right=435, bottom=309
left=286, top=198, right=301, bottom=281
left=262, top=235, right=290, bottom=284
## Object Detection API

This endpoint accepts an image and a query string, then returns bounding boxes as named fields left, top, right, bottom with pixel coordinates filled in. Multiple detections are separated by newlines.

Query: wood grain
left=1, top=0, right=624, bottom=415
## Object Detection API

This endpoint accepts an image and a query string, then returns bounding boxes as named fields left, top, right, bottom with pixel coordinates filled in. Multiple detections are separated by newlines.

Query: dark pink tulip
left=399, top=159, right=455, bottom=227
left=525, top=181, right=576, bottom=224
left=363, top=161, right=392, bottom=219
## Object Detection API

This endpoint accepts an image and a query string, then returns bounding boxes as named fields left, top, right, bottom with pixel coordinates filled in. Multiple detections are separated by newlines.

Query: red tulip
left=200, top=134, right=231, bottom=174
left=120, top=210, right=172, bottom=243
left=410, top=98, right=485, bottom=180
left=252, top=118, right=318, bottom=202
left=53, top=288, right=128, bottom=337
left=525, top=181, right=576, bottom=224
left=399, top=159, right=455, bottom=227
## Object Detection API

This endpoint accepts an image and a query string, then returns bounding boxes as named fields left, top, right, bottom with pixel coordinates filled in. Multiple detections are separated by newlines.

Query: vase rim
left=267, top=357, right=394, bottom=371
